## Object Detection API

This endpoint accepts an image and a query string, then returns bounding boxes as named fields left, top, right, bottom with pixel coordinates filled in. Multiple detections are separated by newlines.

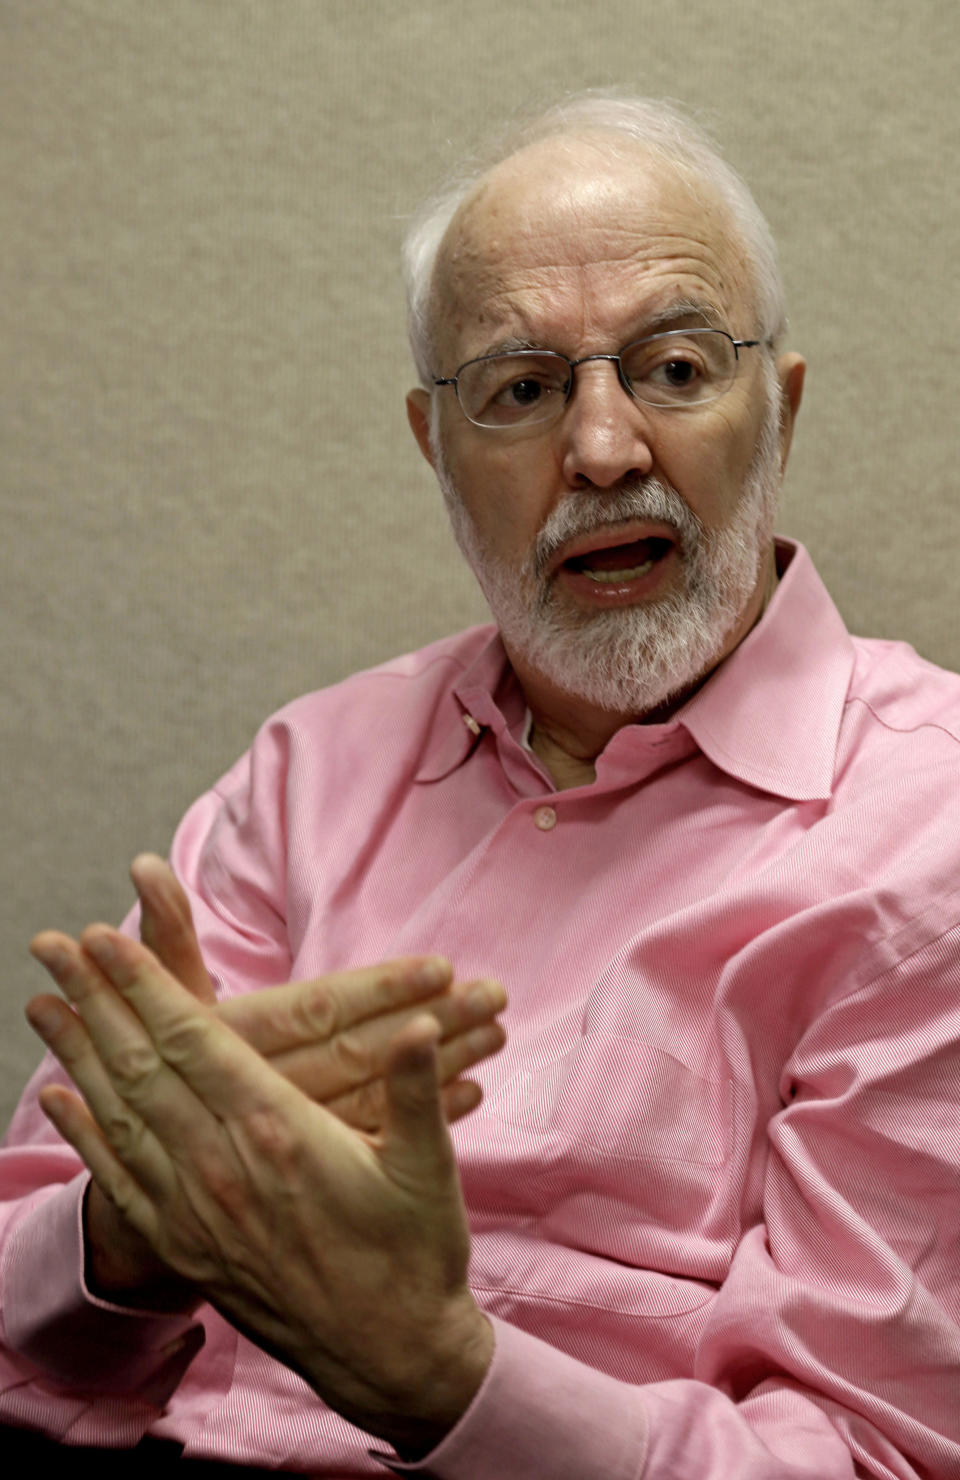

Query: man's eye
left=648, top=357, right=702, bottom=388
left=494, top=377, right=549, bottom=406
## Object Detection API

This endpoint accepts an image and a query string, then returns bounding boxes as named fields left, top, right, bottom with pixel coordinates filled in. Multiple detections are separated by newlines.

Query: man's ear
left=775, top=353, right=806, bottom=472
left=406, top=389, right=436, bottom=469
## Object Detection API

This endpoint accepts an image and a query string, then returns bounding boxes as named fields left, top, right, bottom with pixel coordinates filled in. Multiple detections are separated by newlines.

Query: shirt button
left=533, top=805, right=557, bottom=831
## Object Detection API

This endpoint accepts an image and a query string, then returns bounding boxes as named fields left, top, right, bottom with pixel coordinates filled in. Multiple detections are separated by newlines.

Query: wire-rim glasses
left=433, top=328, right=762, bottom=430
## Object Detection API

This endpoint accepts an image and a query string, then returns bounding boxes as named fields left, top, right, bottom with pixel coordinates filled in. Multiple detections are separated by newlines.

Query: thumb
left=132, top=854, right=217, bottom=1004
left=380, top=1015, right=455, bottom=1186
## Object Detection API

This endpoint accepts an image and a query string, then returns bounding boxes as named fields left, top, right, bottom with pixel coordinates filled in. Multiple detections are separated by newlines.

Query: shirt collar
left=674, top=540, right=855, bottom=801
left=418, top=540, right=854, bottom=801
left=415, top=631, right=520, bottom=783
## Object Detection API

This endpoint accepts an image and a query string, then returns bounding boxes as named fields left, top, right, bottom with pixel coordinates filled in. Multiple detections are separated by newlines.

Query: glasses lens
left=458, top=352, right=571, bottom=427
left=620, top=329, right=736, bottom=407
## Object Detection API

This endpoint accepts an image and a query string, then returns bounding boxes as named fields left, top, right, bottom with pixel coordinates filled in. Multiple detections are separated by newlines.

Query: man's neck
left=526, top=679, right=692, bottom=791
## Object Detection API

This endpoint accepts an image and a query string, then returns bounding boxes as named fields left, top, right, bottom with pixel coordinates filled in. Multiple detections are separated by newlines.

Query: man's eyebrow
left=467, top=299, right=728, bottom=363
left=470, top=333, right=543, bottom=358
left=639, top=298, right=726, bottom=334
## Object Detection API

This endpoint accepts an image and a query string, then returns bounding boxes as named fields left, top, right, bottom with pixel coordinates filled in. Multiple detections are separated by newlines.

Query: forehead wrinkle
left=448, top=257, right=737, bottom=366
left=440, top=189, right=743, bottom=290
left=446, top=216, right=731, bottom=285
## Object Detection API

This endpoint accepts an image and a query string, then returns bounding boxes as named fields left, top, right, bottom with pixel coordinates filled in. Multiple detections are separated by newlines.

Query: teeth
left=582, top=559, right=656, bottom=584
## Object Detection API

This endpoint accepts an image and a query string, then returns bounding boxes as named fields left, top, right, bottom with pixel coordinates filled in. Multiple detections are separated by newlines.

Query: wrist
left=367, top=1299, right=495, bottom=1460
left=83, top=1181, right=199, bottom=1312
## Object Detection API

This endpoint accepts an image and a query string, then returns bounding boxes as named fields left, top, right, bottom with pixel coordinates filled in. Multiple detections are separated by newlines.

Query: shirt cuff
left=369, top=1316, right=650, bottom=1479
left=4, top=1173, right=203, bottom=1405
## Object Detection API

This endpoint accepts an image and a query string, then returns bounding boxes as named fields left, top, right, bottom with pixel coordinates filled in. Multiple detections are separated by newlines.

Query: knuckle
left=153, top=1014, right=214, bottom=1070
left=185, top=1135, right=250, bottom=1220
left=99, top=1176, right=144, bottom=1232
left=100, top=1104, right=147, bottom=1159
left=327, top=1028, right=374, bottom=1086
left=293, top=982, right=339, bottom=1042
left=107, top=1039, right=161, bottom=1091
left=240, top=1108, right=300, bottom=1165
left=108, top=1182, right=138, bottom=1221
left=197, top=1159, right=246, bottom=1220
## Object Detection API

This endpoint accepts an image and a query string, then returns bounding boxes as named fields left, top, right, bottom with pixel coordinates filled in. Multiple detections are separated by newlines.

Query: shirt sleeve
left=0, top=732, right=292, bottom=1440
left=374, top=929, right=960, bottom=1479
left=0, top=1083, right=205, bottom=1439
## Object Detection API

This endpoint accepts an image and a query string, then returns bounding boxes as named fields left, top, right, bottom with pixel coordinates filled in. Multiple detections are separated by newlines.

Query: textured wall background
left=2, top=0, right=958, bottom=1125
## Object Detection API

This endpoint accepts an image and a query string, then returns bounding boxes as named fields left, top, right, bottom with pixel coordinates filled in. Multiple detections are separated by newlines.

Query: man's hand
left=28, top=857, right=506, bottom=1308
left=132, top=854, right=506, bottom=1130
left=28, top=926, right=494, bottom=1453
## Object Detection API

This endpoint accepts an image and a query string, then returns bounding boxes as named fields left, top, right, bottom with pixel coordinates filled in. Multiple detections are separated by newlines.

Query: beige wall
left=2, top=0, right=957, bottom=1126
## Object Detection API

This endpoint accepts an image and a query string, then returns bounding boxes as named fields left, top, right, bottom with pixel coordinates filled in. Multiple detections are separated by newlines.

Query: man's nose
left=558, top=359, right=655, bottom=489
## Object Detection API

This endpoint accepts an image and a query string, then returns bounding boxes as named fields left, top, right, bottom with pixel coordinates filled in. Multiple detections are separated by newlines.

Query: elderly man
left=2, top=95, right=959, bottom=1478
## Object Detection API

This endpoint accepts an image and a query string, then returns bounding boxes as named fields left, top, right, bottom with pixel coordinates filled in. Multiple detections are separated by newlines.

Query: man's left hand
left=27, top=925, right=494, bottom=1455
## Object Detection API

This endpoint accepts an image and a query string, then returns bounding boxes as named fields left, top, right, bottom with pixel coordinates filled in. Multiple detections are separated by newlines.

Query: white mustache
left=532, top=478, right=703, bottom=579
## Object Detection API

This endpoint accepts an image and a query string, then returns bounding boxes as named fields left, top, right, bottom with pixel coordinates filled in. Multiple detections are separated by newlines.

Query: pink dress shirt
left=1, top=540, right=958, bottom=1478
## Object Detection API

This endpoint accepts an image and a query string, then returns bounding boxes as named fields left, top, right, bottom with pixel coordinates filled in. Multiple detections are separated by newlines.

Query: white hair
left=402, top=91, right=787, bottom=386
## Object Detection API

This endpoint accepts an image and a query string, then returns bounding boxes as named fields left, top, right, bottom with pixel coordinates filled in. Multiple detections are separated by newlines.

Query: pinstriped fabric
left=189, top=1342, right=388, bottom=1473
left=2, top=541, right=959, bottom=1477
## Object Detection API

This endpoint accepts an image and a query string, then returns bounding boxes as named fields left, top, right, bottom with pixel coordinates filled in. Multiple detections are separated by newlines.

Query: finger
left=435, top=1018, right=506, bottom=1085
left=256, top=983, right=506, bottom=1105
left=26, top=958, right=199, bottom=1196
left=38, top=1082, right=159, bottom=1242
left=216, top=956, right=455, bottom=1058
left=31, top=929, right=171, bottom=1079
left=132, top=854, right=216, bottom=1004
left=32, top=927, right=193, bottom=1078
left=440, top=1079, right=484, bottom=1122
left=319, top=1017, right=504, bottom=1130
left=23, top=992, right=127, bottom=1122
left=380, top=1017, right=456, bottom=1188
left=30, top=932, right=164, bottom=1074
left=73, top=925, right=317, bottom=1127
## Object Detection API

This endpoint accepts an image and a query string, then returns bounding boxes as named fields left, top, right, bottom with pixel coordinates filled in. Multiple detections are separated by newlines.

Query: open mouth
left=563, top=536, right=675, bottom=584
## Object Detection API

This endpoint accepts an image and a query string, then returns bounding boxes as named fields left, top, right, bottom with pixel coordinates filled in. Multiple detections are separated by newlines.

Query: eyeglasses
left=433, top=328, right=762, bottom=430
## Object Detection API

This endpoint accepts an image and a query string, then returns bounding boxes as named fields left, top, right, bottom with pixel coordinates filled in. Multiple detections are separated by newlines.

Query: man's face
left=409, top=138, right=801, bottom=718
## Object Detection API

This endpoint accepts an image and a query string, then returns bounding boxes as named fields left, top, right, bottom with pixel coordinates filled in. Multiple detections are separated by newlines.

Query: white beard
left=433, top=383, right=784, bottom=716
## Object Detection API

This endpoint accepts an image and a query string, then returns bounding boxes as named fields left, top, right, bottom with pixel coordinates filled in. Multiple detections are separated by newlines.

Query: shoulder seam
left=844, top=694, right=960, bottom=749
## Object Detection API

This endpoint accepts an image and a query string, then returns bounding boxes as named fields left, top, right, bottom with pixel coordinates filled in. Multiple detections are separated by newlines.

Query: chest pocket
left=478, top=1033, right=736, bottom=1279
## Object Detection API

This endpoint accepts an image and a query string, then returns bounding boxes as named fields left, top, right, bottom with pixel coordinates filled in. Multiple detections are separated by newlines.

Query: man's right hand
left=132, top=854, right=506, bottom=1132
left=33, top=854, right=506, bottom=1309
